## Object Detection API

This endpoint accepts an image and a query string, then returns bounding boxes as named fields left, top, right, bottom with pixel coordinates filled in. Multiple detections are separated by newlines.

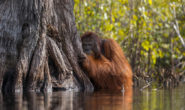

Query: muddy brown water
left=0, top=84, right=185, bottom=110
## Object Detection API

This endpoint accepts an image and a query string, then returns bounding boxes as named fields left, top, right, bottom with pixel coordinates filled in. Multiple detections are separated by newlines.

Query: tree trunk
left=0, top=0, right=93, bottom=93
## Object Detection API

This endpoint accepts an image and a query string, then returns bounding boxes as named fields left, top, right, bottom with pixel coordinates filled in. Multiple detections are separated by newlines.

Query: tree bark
left=0, top=0, right=93, bottom=93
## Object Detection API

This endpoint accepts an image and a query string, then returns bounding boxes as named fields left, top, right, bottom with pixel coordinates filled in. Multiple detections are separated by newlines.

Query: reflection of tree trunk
left=1, top=93, right=23, bottom=110
left=0, top=0, right=93, bottom=93
left=24, top=92, right=52, bottom=110
left=0, top=89, right=133, bottom=110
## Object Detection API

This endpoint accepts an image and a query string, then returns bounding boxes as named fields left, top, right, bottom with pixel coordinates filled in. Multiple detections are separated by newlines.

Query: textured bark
left=0, top=0, right=93, bottom=93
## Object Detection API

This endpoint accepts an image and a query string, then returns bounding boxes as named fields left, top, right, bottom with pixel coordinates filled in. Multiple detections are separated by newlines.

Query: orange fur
left=82, top=38, right=133, bottom=90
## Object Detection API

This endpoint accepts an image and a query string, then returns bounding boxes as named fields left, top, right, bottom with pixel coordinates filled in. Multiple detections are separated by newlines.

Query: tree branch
left=172, top=6, right=185, bottom=49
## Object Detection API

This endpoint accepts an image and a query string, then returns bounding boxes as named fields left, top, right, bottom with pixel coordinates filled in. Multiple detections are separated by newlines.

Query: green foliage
left=74, top=0, right=185, bottom=76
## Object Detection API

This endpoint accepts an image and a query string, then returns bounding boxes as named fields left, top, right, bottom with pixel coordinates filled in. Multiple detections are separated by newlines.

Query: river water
left=0, top=84, right=185, bottom=110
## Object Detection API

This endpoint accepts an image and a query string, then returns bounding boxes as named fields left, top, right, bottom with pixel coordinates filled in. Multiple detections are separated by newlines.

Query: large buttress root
left=26, top=37, right=47, bottom=92
left=46, top=36, right=79, bottom=90
left=0, top=0, right=93, bottom=93
left=14, top=34, right=80, bottom=92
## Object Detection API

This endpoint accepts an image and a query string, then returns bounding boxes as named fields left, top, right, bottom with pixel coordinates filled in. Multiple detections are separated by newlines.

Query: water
left=0, top=84, right=185, bottom=110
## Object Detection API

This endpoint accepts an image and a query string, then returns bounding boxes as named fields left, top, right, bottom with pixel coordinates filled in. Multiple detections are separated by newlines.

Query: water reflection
left=0, top=84, right=185, bottom=110
left=83, top=88, right=132, bottom=110
left=0, top=88, right=132, bottom=110
left=133, top=84, right=185, bottom=110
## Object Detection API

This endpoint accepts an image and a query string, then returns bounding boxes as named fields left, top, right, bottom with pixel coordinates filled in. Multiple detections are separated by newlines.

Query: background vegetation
left=74, top=0, right=185, bottom=87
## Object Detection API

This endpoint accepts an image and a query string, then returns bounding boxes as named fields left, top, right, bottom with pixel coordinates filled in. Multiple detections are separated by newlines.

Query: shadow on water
left=0, top=84, right=185, bottom=110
